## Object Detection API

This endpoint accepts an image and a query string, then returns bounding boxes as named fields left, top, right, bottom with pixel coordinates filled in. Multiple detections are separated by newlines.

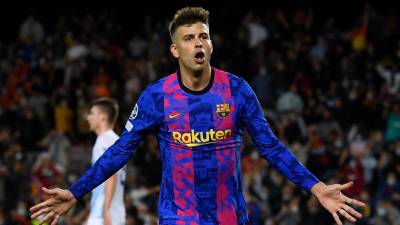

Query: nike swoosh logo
left=168, top=113, right=182, bottom=119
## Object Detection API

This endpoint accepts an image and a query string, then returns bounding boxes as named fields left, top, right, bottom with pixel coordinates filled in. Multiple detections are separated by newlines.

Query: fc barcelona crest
left=216, top=103, right=230, bottom=118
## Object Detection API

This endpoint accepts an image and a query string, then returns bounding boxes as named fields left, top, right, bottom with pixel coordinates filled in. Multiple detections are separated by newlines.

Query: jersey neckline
left=177, top=68, right=215, bottom=95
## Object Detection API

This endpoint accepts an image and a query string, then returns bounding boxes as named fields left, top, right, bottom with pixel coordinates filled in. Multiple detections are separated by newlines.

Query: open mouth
left=194, top=52, right=205, bottom=64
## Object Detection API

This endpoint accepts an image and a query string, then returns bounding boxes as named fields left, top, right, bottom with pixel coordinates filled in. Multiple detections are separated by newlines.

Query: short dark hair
left=169, top=7, right=210, bottom=40
left=90, top=98, right=119, bottom=125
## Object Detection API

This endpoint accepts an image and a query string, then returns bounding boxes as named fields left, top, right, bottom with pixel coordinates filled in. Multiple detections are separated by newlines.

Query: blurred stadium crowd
left=1, top=3, right=400, bottom=225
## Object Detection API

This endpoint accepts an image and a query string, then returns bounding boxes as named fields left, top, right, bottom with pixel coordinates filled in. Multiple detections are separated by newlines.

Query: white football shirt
left=88, top=130, right=126, bottom=225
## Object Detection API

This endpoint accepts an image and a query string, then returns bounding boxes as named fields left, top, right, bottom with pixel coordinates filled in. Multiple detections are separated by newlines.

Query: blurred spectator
left=339, top=157, right=365, bottom=197
left=2, top=142, right=27, bottom=217
left=300, top=197, right=331, bottom=225
left=385, top=101, right=400, bottom=143
left=18, top=15, right=44, bottom=44
left=375, top=60, right=400, bottom=96
left=93, top=66, right=111, bottom=97
left=251, top=65, right=275, bottom=107
left=371, top=201, right=397, bottom=225
left=378, top=171, right=400, bottom=204
left=38, top=129, right=71, bottom=171
left=243, top=13, right=268, bottom=49
left=17, top=106, right=43, bottom=151
left=32, top=152, right=62, bottom=189
left=54, top=98, right=72, bottom=134
left=9, top=201, right=30, bottom=225
left=275, top=197, right=301, bottom=225
left=128, top=35, right=148, bottom=59
left=276, top=83, right=304, bottom=114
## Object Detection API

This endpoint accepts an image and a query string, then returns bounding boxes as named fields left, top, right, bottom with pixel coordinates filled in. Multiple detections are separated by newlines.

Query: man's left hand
left=311, top=181, right=366, bottom=225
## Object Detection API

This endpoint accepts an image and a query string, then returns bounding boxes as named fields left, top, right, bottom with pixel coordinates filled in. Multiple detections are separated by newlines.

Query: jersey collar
left=177, top=67, right=215, bottom=95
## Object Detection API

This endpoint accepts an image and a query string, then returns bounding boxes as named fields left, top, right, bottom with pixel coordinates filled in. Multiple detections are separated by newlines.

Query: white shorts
left=87, top=217, right=125, bottom=225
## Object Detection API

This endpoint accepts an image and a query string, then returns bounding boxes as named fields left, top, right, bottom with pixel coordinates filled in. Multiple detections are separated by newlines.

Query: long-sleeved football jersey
left=69, top=68, right=319, bottom=225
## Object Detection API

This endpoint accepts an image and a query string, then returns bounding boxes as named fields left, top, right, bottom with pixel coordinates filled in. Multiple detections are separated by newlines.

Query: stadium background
left=1, top=2, right=400, bottom=225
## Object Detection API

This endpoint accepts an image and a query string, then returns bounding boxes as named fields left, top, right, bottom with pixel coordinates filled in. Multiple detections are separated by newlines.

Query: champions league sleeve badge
left=125, top=103, right=138, bottom=131
left=129, top=103, right=138, bottom=120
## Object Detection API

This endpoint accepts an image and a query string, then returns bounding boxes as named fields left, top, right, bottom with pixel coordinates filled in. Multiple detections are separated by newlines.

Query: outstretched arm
left=311, top=181, right=366, bottom=225
left=30, top=130, right=139, bottom=225
left=239, top=78, right=319, bottom=190
left=30, top=187, right=76, bottom=225
left=238, top=78, right=366, bottom=224
left=69, top=85, right=163, bottom=199
left=30, top=86, right=163, bottom=225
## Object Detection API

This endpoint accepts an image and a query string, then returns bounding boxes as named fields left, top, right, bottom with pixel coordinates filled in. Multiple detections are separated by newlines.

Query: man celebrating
left=31, top=7, right=365, bottom=225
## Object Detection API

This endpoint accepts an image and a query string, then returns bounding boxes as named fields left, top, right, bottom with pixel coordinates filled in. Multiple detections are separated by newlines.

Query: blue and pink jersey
left=69, top=68, right=319, bottom=225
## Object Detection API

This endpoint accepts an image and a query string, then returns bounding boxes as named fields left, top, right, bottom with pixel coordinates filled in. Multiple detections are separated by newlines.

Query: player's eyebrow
left=199, top=32, right=209, bottom=38
left=182, top=34, right=195, bottom=39
left=182, top=32, right=209, bottom=39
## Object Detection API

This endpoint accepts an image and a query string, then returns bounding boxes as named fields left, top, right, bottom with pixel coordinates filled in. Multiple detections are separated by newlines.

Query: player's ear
left=100, top=113, right=107, bottom=123
left=170, top=43, right=179, bottom=59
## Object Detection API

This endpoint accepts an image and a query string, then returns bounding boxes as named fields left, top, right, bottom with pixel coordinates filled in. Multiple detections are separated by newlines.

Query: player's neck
left=179, top=65, right=212, bottom=91
left=95, top=123, right=112, bottom=136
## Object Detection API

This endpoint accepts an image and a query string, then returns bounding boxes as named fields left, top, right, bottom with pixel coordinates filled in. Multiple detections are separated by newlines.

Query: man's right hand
left=30, top=187, right=77, bottom=225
